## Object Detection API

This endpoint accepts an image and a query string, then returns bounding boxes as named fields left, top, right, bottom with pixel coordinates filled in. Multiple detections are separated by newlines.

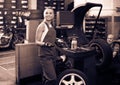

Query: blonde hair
left=44, top=7, right=54, bottom=14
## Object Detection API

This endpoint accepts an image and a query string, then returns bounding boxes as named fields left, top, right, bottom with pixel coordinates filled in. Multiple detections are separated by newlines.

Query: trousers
left=40, top=56, right=57, bottom=85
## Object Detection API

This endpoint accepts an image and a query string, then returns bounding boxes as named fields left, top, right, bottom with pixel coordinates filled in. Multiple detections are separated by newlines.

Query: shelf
left=85, top=17, right=107, bottom=41
left=44, top=0, right=65, bottom=11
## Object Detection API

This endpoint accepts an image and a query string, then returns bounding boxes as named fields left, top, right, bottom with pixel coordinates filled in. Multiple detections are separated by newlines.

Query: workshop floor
left=0, top=49, right=15, bottom=85
left=0, top=49, right=42, bottom=85
left=0, top=49, right=120, bottom=85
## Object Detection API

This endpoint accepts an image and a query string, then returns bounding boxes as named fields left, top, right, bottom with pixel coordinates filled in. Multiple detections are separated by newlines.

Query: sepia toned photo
left=0, top=0, right=120, bottom=85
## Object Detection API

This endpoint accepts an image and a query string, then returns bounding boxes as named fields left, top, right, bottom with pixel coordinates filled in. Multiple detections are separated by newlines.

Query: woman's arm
left=35, top=23, right=45, bottom=46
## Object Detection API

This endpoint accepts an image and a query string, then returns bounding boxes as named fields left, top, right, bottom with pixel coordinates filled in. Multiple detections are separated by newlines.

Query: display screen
left=56, top=11, right=74, bottom=28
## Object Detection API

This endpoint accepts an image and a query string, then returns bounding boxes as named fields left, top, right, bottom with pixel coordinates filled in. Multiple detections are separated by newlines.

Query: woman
left=35, top=7, right=57, bottom=85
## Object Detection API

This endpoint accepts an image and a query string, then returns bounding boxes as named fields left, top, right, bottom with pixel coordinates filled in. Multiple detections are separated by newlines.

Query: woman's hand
left=44, top=42, right=54, bottom=47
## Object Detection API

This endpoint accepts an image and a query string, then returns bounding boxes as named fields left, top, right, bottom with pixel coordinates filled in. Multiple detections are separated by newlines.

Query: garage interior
left=0, top=0, right=120, bottom=85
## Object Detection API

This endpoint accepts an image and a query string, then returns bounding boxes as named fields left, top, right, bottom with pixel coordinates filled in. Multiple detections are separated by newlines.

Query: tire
left=57, top=69, right=88, bottom=85
left=89, top=39, right=112, bottom=70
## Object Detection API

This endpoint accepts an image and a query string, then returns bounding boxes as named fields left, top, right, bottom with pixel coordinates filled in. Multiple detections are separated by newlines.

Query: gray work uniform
left=39, top=22, right=57, bottom=81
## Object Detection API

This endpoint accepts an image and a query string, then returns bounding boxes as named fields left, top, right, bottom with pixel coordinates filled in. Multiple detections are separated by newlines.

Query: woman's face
left=44, top=8, right=54, bottom=21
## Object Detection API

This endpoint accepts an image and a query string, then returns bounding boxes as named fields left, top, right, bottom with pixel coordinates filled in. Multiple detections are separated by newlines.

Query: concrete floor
left=0, top=48, right=120, bottom=85
left=0, top=49, right=16, bottom=85
left=0, top=49, right=42, bottom=85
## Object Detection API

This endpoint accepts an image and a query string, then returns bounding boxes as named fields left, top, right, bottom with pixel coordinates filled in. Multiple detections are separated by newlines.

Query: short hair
left=107, top=34, right=114, bottom=38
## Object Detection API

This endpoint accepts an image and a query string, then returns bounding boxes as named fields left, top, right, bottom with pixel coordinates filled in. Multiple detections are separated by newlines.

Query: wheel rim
left=59, top=73, right=86, bottom=85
